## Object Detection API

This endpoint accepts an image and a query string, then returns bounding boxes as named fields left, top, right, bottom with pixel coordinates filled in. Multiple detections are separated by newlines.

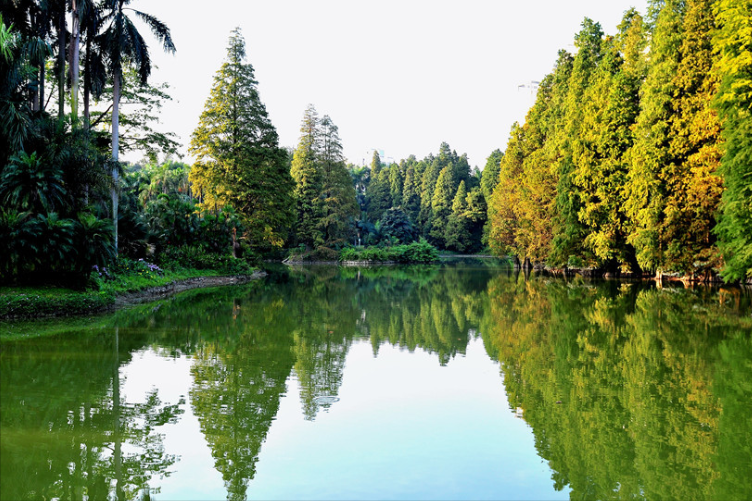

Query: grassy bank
left=0, top=257, right=255, bottom=320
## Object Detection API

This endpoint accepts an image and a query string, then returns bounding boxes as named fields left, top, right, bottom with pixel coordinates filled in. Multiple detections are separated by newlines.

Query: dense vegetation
left=2, top=0, right=751, bottom=288
left=486, top=0, right=752, bottom=282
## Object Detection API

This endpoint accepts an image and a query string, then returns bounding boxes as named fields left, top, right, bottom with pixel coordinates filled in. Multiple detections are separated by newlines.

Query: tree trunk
left=57, top=9, right=66, bottom=120
left=39, top=62, right=45, bottom=112
left=83, top=36, right=91, bottom=125
left=70, top=0, right=80, bottom=123
left=112, top=72, right=120, bottom=255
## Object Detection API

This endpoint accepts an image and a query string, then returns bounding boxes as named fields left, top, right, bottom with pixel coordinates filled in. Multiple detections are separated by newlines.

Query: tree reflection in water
left=1, top=263, right=751, bottom=500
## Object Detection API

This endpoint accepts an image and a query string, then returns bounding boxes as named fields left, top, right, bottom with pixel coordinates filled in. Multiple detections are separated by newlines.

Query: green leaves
left=189, top=29, right=294, bottom=250
left=0, top=151, right=67, bottom=213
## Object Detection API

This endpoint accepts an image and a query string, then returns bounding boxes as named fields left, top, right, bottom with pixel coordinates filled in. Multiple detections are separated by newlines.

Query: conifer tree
left=417, top=159, right=441, bottom=235
left=661, top=0, right=723, bottom=276
left=573, top=11, right=645, bottom=270
left=291, top=105, right=323, bottom=247
left=367, top=169, right=392, bottom=223
left=445, top=181, right=471, bottom=252
left=189, top=28, right=293, bottom=249
left=402, top=164, right=421, bottom=222
left=365, top=150, right=389, bottom=221
left=318, top=114, right=358, bottom=246
left=625, top=0, right=686, bottom=273
left=488, top=124, right=525, bottom=258
left=429, top=166, right=455, bottom=246
left=480, top=149, right=503, bottom=201
left=551, top=18, right=604, bottom=266
left=388, top=164, right=404, bottom=208
left=713, top=0, right=752, bottom=281
left=464, top=187, right=487, bottom=252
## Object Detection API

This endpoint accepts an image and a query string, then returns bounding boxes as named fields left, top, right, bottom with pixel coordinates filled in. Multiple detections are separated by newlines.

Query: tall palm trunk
left=57, top=8, right=65, bottom=120
left=70, top=0, right=80, bottom=122
left=83, top=35, right=90, bottom=124
left=112, top=71, right=120, bottom=254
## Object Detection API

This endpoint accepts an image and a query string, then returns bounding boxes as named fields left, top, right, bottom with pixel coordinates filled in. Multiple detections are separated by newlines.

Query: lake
left=1, top=261, right=751, bottom=500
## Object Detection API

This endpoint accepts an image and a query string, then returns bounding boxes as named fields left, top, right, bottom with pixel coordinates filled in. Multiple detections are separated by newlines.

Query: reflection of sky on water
left=122, top=339, right=568, bottom=500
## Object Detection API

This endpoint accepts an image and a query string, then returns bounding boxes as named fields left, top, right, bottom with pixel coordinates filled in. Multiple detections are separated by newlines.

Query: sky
left=126, top=0, right=649, bottom=169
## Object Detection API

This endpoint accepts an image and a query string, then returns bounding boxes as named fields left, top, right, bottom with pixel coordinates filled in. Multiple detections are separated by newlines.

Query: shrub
left=339, top=238, right=439, bottom=264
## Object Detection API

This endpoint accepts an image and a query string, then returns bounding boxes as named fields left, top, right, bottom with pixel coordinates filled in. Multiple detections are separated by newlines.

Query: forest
left=487, top=0, right=752, bottom=282
left=1, top=0, right=751, bottom=288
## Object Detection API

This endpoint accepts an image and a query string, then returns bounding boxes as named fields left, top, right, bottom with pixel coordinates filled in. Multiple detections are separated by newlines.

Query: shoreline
left=111, top=271, right=266, bottom=308
left=0, top=271, right=267, bottom=321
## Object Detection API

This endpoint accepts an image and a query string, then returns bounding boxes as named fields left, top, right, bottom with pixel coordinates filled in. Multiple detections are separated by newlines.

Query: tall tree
left=445, top=180, right=470, bottom=252
left=551, top=18, right=604, bottom=266
left=388, top=164, right=404, bottom=208
left=625, top=0, right=686, bottom=274
left=429, top=166, right=455, bottom=246
left=713, top=0, right=752, bottom=281
left=190, top=28, right=294, bottom=250
left=290, top=104, right=322, bottom=247
left=480, top=149, right=503, bottom=201
left=318, top=114, right=358, bottom=246
left=402, top=164, right=421, bottom=222
left=573, top=11, right=646, bottom=271
left=100, top=0, right=175, bottom=253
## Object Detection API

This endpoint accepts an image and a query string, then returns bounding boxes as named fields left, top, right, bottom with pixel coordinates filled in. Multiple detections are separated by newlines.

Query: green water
left=1, top=262, right=751, bottom=500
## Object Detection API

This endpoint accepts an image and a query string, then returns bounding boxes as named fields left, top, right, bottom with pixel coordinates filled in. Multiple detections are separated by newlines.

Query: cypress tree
left=661, top=0, right=724, bottom=277
left=319, top=114, right=358, bottom=246
left=573, top=11, right=645, bottom=270
left=713, top=0, right=752, bottom=281
left=189, top=28, right=293, bottom=249
left=625, top=0, right=686, bottom=273
left=445, top=181, right=471, bottom=252
left=290, top=104, right=323, bottom=247
left=430, top=166, right=455, bottom=247
left=551, top=18, right=604, bottom=266
left=402, top=164, right=421, bottom=222
left=480, top=149, right=503, bottom=201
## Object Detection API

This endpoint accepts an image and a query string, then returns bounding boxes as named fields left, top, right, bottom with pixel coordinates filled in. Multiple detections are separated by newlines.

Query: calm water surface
left=1, top=262, right=752, bottom=500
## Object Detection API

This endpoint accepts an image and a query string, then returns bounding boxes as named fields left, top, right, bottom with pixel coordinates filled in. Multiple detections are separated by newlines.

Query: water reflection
left=0, top=327, right=184, bottom=500
left=1, top=264, right=751, bottom=500
left=483, top=272, right=752, bottom=501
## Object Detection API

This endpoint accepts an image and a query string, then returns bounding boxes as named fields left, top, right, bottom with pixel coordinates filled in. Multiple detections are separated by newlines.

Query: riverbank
left=0, top=271, right=266, bottom=320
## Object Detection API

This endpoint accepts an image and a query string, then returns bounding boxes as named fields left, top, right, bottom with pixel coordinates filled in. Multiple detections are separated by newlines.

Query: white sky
left=127, top=0, right=648, bottom=168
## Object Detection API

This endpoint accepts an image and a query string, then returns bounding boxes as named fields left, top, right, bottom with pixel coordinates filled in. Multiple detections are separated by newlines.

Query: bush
left=339, top=239, right=439, bottom=264
left=158, top=245, right=254, bottom=275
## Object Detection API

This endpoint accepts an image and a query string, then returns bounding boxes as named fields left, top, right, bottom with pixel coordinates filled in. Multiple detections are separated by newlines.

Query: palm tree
left=99, top=0, right=175, bottom=253
left=0, top=151, right=68, bottom=213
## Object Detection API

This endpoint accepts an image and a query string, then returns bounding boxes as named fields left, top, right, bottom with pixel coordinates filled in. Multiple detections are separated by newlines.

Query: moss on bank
left=0, top=263, right=255, bottom=321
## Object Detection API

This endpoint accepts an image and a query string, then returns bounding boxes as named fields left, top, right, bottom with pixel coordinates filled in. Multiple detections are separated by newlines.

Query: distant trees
left=344, top=142, right=490, bottom=252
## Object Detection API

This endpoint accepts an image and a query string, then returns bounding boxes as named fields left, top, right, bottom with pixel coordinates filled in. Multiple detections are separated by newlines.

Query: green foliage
left=340, top=239, right=439, bottom=264
left=378, top=207, right=417, bottom=244
left=0, top=151, right=67, bottom=213
left=486, top=2, right=749, bottom=281
left=189, top=28, right=294, bottom=250
left=713, top=0, right=752, bottom=281
left=158, top=246, right=254, bottom=275
left=0, top=287, right=112, bottom=318
left=480, top=149, right=503, bottom=201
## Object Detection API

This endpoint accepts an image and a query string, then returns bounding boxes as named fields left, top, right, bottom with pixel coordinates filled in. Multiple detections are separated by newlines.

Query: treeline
left=349, top=144, right=494, bottom=253
left=486, top=0, right=752, bottom=283
left=285, top=105, right=494, bottom=255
